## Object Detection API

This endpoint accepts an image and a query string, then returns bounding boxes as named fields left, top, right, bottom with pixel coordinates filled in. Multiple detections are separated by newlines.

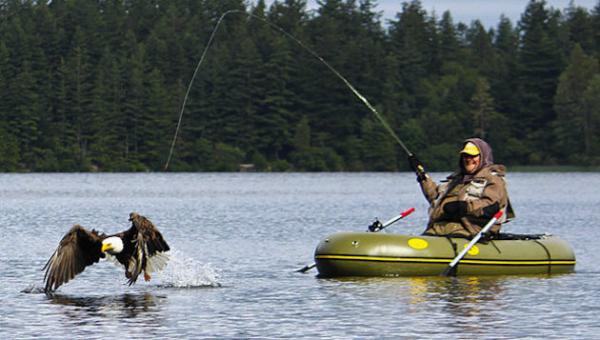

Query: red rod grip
left=493, top=211, right=503, bottom=219
left=400, top=207, right=415, bottom=218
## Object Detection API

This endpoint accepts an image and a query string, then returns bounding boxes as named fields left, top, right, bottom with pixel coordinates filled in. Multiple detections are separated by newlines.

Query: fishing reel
left=368, top=219, right=383, bottom=232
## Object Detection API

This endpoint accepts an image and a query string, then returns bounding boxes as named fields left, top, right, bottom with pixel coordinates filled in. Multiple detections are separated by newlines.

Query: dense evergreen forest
left=1, top=0, right=599, bottom=172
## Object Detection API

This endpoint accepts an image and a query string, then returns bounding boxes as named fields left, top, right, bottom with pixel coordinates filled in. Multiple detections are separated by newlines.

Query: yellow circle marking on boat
left=465, top=245, right=479, bottom=256
left=408, top=238, right=428, bottom=250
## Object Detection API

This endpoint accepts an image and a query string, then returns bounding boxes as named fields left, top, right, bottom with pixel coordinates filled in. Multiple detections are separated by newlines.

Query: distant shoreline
left=507, top=165, right=600, bottom=172
left=0, top=167, right=599, bottom=174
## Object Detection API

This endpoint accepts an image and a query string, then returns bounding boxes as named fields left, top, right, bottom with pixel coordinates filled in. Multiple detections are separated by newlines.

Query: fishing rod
left=297, top=207, right=415, bottom=273
left=164, top=9, right=414, bottom=170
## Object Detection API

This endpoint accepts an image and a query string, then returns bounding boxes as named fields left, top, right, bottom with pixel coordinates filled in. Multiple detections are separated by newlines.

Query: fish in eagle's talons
left=43, top=212, right=170, bottom=293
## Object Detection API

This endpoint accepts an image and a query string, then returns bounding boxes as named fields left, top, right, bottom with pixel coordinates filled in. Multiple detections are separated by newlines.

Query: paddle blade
left=296, top=263, right=316, bottom=273
left=441, top=264, right=458, bottom=277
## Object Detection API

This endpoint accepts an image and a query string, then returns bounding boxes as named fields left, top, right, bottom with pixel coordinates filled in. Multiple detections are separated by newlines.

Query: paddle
left=297, top=207, right=415, bottom=273
left=441, top=210, right=503, bottom=277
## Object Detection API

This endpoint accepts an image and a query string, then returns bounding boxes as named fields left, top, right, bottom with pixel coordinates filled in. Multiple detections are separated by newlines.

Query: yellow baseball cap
left=460, top=142, right=480, bottom=156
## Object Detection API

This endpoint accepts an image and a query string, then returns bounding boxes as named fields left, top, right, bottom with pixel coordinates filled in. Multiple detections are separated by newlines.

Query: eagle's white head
left=101, top=237, right=124, bottom=255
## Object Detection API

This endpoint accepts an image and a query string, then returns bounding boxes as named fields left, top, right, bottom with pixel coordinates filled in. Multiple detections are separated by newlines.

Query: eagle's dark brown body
left=43, top=212, right=170, bottom=293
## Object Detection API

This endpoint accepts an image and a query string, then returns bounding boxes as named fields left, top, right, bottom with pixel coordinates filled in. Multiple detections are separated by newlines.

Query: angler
left=409, top=138, right=515, bottom=238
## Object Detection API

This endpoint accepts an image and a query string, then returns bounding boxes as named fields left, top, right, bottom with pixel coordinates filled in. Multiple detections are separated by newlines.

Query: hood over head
left=458, top=138, right=494, bottom=181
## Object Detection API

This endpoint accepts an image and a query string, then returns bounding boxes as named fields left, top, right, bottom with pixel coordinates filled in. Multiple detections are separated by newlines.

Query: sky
left=260, top=0, right=599, bottom=28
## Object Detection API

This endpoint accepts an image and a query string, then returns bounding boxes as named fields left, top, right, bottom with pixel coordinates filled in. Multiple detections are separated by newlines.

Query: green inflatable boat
left=314, top=232, right=576, bottom=277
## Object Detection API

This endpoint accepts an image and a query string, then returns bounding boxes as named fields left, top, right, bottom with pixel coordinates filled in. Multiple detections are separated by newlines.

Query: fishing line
left=164, top=10, right=234, bottom=171
left=164, top=9, right=412, bottom=170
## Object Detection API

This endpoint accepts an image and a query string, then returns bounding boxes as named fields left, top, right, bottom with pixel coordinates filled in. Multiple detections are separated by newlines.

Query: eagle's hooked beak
left=101, top=243, right=112, bottom=253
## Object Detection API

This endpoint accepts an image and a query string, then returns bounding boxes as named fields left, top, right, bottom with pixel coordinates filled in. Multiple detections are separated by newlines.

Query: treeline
left=0, top=0, right=599, bottom=172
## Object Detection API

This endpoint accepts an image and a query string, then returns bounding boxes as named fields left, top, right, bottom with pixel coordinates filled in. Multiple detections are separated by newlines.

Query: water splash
left=20, top=284, right=45, bottom=294
left=157, top=249, right=221, bottom=288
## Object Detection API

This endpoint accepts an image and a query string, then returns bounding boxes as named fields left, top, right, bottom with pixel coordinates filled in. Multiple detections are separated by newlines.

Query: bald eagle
left=43, top=212, right=170, bottom=293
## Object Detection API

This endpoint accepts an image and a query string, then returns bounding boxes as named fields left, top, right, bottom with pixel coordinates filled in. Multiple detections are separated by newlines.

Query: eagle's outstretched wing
left=119, top=212, right=170, bottom=285
left=43, top=225, right=105, bottom=293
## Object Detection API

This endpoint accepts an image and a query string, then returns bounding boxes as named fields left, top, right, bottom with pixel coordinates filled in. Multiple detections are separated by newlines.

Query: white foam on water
left=157, top=249, right=221, bottom=288
left=20, top=284, right=45, bottom=294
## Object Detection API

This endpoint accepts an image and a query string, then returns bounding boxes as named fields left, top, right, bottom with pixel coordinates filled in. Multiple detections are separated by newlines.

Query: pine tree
left=387, top=0, right=432, bottom=117
left=517, top=0, right=565, bottom=162
left=8, top=62, right=41, bottom=168
left=492, top=15, right=519, bottom=116
left=267, top=0, right=309, bottom=32
left=120, top=30, right=147, bottom=168
left=292, top=116, right=311, bottom=151
left=0, top=125, right=20, bottom=171
left=64, top=27, right=94, bottom=169
left=50, top=57, right=79, bottom=171
left=437, top=11, right=462, bottom=66
left=553, top=44, right=599, bottom=162
left=0, top=41, right=9, bottom=123
left=582, top=75, right=600, bottom=162
left=466, top=20, right=497, bottom=79
left=253, top=35, right=295, bottom=160
left=360, top=115, right=397, bottom=171
left=564, top=2, right=594, bottom=53
left=303, top=0, right=364, bottom=153
left=141, top=68, right=173, bottom=169
left=470, top=78, right=495, bottom=139
left=591, top=2, right=600, bottom=55
left=88, top=47, right=123, bottom=170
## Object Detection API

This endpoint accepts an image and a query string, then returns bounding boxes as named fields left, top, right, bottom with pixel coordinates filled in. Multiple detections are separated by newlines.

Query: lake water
left=0, top=172, right=599, bottom=339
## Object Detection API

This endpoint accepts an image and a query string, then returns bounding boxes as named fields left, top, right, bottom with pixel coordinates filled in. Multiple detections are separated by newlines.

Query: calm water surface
left=0, top=172, right=599, bottom=339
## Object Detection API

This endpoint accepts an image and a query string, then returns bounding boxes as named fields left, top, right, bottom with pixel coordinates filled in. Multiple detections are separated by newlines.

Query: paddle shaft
left=442, top=210, right=503, bottom=276
left=297, top=207, right=415, bottom=273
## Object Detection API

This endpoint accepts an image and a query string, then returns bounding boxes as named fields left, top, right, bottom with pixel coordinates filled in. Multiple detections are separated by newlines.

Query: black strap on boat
left=533, top=239, right=552, bottom=275
left=490, top=240, right=501, bottom=254
left=445, top=236, right=458, bottom=257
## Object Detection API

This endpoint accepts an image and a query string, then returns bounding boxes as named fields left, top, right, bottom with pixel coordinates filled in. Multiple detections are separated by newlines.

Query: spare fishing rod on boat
left=297, top=207, right=415, bottom=273
left=441, top=210, right=504, bottom=277
left=367, top=207, right=415, bottom=232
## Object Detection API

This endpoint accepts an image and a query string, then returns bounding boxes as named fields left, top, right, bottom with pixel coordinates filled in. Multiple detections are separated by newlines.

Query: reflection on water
left=316, top=275, right=507, bottom=337
left=47, top=293, right=165, bottom=320
left=437, top=277, right=504, bottom=336
left=407, top=277, right=429, bottom=305
left=403, top=276, right=503, bottom=307
left=441, top=276, right=502, bottom=306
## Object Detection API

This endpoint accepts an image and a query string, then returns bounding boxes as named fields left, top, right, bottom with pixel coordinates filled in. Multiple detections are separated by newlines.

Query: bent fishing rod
left=164, top=10, right=415, bottom=170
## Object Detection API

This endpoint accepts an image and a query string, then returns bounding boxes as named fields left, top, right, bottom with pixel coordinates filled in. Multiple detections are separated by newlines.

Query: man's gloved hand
left=443, top=201, right=468, bottom=218
left=482, top=202, right=500, bottom=218
left=407, top=154, right=427, bottom=182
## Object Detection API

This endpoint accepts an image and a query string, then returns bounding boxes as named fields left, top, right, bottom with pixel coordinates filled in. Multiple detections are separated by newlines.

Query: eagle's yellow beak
left=101, top=243, right=112, bottom=253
